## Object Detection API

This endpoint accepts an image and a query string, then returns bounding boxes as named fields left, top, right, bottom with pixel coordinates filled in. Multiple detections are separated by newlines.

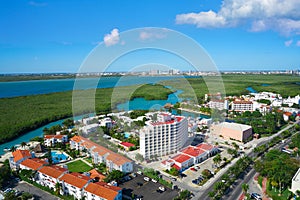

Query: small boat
left=3, top=148, right=9, bottom=152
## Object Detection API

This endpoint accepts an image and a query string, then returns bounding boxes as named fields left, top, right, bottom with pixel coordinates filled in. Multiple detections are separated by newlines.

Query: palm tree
left=21, top=141, right=27, bottom=150
left=55, top=182, right=61, bottom=195
left=241, top=183, right=249, bottom=195
left=10, top=146, right=16, bottom=152
left=213, top=154, right=222, bottom=168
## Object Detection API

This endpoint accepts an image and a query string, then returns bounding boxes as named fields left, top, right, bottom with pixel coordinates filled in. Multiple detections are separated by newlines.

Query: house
left=60, top=172, right=91, bottom=199
left=119, top=142, right=135, bottom=151
left=36, top=165, right=68, bottom=190
left=70, top=136, right=133, bottom=173
left=9, top=149, right=33, bottom=170
left=208, top=100, right=229, bottom=110
left=291, top=168, right=300, bottom=194
left=20, top=158, right=47, bottom=171
left=84, top=182, right=122, bottom=200
left=210, top=122, right=253, bottom=142
left=44, top=134, right=68, bottom=147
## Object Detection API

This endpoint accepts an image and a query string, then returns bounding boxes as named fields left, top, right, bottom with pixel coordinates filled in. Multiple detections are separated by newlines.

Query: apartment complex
left=208, top=100, right=229, bottom=110
left=231, top=101, right=253, bottom=112
left=70, top=136, right=133, bottom=173
left=210, top=122, right=253, bottom=142
left=10, top=151, right=122, bottom=200
left=140, top=112, right=188, bottom=159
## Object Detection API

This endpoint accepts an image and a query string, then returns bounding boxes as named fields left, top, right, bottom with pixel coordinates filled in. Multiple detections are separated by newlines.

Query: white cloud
left=284, top=39, right=293, bottom=47
left=28, top=1, right=47, bottom=7
left=175, top=0, right=300, bottom=36
left=176, top=10, right=226, bottom=28
left=296, top=41, right=300, bottom=47
left=139, top=29, right=168, bottom=41
left=103, top=28, right=120, bottom=47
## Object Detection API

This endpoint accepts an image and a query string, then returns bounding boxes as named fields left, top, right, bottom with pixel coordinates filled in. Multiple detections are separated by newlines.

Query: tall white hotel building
left=140, top=112, right=188, bottom=159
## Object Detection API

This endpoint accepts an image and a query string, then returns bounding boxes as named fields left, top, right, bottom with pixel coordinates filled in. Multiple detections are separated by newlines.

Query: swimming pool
left=124, top=132, right=130, bottom=138
left=51, top=151, right=68, bottom=164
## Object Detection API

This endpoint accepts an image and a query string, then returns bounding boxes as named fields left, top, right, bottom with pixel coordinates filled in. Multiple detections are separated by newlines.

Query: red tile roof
left=20, top=158, right=47, bottom=170
left=38, top=165, right=68, bottom=179
left=12, top=150, right=31, bottom=162
left=151, top=116, right=184, bottom=126
left=85, top=182, right=120, bottom=200
left=181, top=146, right=205, bottom=157
left=89, top=169, right=106, bottom=181
left=60, top=172, right=90, bottom=189
left=233, top=101, right=253, bottom=104
left=44, top=135, right=66, bottom=139
left=196, top=143, right=215, bottom=151
left=171, top=164, right=181, bottom=170
left=71, top=136, right=131, bottom=166
left=172, top=154, right=191, bottom=164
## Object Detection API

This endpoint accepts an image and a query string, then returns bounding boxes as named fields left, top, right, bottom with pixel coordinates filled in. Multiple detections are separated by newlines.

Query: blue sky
left=1, top=0, right=300, bottom=73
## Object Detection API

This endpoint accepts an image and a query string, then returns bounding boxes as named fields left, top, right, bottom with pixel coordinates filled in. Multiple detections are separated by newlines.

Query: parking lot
left=14, top=181, right=60, bottom=200
left=119, top=174, right=179, bottom=200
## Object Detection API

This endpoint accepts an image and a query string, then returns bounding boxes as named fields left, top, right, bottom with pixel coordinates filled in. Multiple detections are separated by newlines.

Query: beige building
left=210, top=122, right=252, bottom=142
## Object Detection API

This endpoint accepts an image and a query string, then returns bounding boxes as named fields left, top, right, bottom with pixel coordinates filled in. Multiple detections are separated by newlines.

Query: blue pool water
left=124, top=132, right=130, bottom=138
left=51, top=151, right=68, bottom=164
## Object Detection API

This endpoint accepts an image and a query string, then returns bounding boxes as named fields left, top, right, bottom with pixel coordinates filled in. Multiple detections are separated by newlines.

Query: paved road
left=193, top=120, right=299, bottom=200
left=14, top=181, right=60, bottom=200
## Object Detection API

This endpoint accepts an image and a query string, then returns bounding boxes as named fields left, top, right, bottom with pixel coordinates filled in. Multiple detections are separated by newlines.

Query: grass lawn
left=266, top=181, right=293, bottom=200
left=84, top=157, right=93, bottom=164
left=66, top=160, right=93, bottom=173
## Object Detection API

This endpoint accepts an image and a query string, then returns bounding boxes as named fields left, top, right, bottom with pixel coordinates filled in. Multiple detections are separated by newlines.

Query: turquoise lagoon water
left=0, top=114, right=93, bottom=155
left=0, top=76, right=197, bottom=98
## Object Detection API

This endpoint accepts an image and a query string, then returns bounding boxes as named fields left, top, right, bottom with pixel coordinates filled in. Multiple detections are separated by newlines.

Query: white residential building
left=231, top=101, right=253, bottom=112
left=70, top=136, right=133, bottom=173
left=84, top=182, right=122, bottom=200
left=140, top=112, right=188, bottom=159
left=60, top=172, right=91, bottom=199
left=291, top=168, right=300, bottom=194
left=208, top=100, right=229, bottom=110
left=36, top=165, right=68, bottom=190
left=44, top=134, right=68, bottom=147
left=99, top=117, right=113, bottom=128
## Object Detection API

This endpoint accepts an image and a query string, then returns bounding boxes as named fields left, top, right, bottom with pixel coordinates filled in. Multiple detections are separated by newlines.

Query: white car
left=144, top=177, right=150, bottom=181
left=151, top=179, right=158, bottom=183
left=159, top=186, right=165, bottom=191
left=137, top=171, right=142, bottom=175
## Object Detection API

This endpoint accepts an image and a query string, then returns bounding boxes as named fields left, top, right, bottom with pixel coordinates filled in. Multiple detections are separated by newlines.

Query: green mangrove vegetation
left=0, top=84, right=172, bottom=144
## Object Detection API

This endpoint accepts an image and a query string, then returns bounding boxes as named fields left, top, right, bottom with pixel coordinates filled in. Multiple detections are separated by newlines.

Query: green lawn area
left=84, top=157, right=93, bottom=164
left=266, top=181, right=294, bottom=200
left=66, top=160, right=93, bottom=173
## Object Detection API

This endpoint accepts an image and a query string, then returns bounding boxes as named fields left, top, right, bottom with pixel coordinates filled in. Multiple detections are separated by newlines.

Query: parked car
left=151, top=179, right=158, bottom=183
left=159, top=186, right=165, bottom=191
left=195, top=166, right=200, bottom=170
left=171, top=177, right=177, bottom=181
left=190, top=167, right=197, bottom=171
left=131, top=173, right=137, bottom=177
left=137, top=171, right=143, bottom=175
left=4, top=188, right=12, bottom=193
left=251, top=193, right=262, bottom=200
left=144, top=177, right=150, bottom=181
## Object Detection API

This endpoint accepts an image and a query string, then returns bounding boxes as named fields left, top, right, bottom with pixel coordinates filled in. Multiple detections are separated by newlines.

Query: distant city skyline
left=1, top=0, right=300, bottom=73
